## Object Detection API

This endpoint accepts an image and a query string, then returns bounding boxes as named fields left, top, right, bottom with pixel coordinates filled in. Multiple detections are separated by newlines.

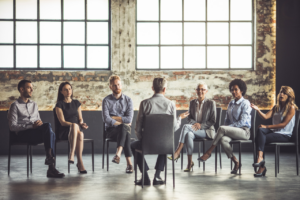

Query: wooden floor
left=0, top=152, right=299, bottom=200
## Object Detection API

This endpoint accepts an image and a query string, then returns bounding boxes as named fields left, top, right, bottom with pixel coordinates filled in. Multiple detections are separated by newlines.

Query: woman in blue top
left=198, top=79, right=252, bottom=174
left=251, top=86, right=298, bottom=177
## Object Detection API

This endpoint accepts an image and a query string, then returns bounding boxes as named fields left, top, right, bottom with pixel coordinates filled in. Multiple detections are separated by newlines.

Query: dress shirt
left=224, top=97, right=252, bottom=129
left=102, top=93, right=133, bottom=130
left=8, top=97, right=41, bottom=133
left=135, top=93, right=181, bottom=140
left=196, top=99, right=205, bottom=123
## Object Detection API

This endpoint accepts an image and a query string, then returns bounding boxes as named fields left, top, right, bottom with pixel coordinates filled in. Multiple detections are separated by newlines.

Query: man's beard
left=24, top=92, right=31, bottom=98
left=113, top=89, right=122, bottom=95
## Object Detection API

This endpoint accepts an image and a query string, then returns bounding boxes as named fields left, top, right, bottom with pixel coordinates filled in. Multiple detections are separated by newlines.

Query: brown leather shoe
left=112, top=155, right=120, bottom=164
left=126, top=165, right=133, bottom=173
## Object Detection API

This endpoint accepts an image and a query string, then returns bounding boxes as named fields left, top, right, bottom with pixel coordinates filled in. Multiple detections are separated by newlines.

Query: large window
left=136, top=0, right=253, bottom=70
left=0, top=0, right=110, bottom=70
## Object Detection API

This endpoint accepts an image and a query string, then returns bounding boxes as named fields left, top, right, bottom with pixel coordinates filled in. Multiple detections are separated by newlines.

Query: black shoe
left=254, top=167, right=267, bottom=177
left=76, top=164, right=87, bottom=174
left=45, top=157, right=55, bottom=165
left=153, top=177, right=165, bottom=185
left=197, top=154, right=211, bottom=162
left=252, top=160, right=265, bottom=167
left=231, top=163, right=242, bottom=174
left=69, top=160, right=74, bottom=164
left=135, top=178, right=151, bottom=186
left=47, top=167, right=65, bottom=178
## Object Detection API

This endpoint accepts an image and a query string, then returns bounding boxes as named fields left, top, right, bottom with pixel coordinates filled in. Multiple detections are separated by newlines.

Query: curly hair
left=229, top=79, right=247, bottom=96
left=274, top=86, right=298, bottom=118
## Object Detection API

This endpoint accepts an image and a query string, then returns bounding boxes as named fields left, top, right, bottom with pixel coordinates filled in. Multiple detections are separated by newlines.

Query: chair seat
left=57, top=139, right=93, bottom=143
left=11, top=142, right=43, bottom=146
left=229, top=140, right=252, bottom=143
left=268, top=142, right=296, bottom=146
left=106, top=138, right=116, bottom=142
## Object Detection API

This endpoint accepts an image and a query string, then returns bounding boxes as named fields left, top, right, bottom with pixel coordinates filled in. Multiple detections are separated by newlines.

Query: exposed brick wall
left=0, top=0, right=276, bottom=111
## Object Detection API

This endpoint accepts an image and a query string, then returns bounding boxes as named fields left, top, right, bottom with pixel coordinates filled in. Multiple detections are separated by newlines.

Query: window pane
left=16, top=0, right=37, bottom=19
left=87, top=46, right=108, bottom=68
left=16, top=22, right=37, bottom=43
left=64, top=46, right=85, bottom=68
left=137, top=47, right=159, bottom=69
left=137, top=0, right=158, bottom=21
left=161, top=47, right=182, bottom=69
left=184, top=47, right=205, bottom=69
left=161, top=23, right=182, bottom=44
left=0, top=0, right=13, bottom=19
left=207, top=23, right=228, bottom=44
left=0, top=45, right=13, bottom=68
left=137, top=23, right=159, bottom=45
left=87, top=0, right=108, bottom=20
left=64, top=0, right=84, bottom=20
left=161, top=0, right=182, bottom=21
left=40, top=46, right=61, bottom=68
left=207, top=0, right=228, bottom=21
left=40, top=0, right=61, bottom=19
left=40, top=22, right=61, bottom=43
left=231, top=0, right=252, bottom=20
left=184, top=0, right=205, bottom=21
left=64, top=22, right=85, bottom=44
left=16, top=46, right=37, bottom=68
left=207, top=46, right=228, bottom=68
left=87, top=22, right=108, bottom=44
left=231, top=23, right=252, bottom=44
left=231, top=46, right=252, bottom=68
left=184, top=23, right=205, bottom=44
left=0, top=21, right=13, bottom=43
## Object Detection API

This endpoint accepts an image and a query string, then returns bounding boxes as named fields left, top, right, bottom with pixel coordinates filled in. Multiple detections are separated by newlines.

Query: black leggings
left=106, top=124, right=132, bottom=157
left=255, top=128, right=290, bottom=152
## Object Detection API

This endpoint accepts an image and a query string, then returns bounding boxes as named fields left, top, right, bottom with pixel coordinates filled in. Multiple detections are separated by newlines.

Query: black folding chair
left=181, top=107, right=223, bottom=172
left=53, top=108, right=94, bottom=173
left=134, top=114, right=175, bottom=188
left=229, top=109, right=257, bottom=175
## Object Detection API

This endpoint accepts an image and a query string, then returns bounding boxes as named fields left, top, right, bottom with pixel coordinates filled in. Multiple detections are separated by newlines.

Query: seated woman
left=251, top=86, right=297, bottom=177
left=55, top=82, right=89, bottom=174
left=167, top=82, right=216, bottom=172
left=198, top=79, right=252, bottom=174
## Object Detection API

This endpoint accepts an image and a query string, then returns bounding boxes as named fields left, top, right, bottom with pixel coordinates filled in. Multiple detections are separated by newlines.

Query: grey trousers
left=179, top=124, right=207, bottom=155
left=212, top=126, right=249, bottom=158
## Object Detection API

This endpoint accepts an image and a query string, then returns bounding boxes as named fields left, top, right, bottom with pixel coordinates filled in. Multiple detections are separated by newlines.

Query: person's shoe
left=47, top=167, right=65, bottom=178
left=252, top=160, right=265, bottom=167
left=76, top=164, right=87, bottom=174
left=112, top=155, right=120, bottom=164
left=197, top=154, right=211, bottom=162
left=126, top=165, right=133, bottom=173
left=153, top=177, right=165, bottom=185
left=184, top=161, right=194, bottom=172
left=68, top=160, right=74, bottom=164
left=231, top=163, right=242, bottom=174
left=45, top=157, right=55, bottom=165
left=254, top=167, right=267, bottom=177
left=167, top=154, right=180, bottom=162
left=135, top=178, right=151, bottom=186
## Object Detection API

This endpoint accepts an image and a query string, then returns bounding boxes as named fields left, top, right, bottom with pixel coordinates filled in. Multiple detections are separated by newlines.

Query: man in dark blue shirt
left=102, top=75, right=134, bottom=173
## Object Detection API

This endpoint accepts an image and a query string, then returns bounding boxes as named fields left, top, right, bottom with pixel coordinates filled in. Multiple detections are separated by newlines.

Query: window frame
left=0, top=0, right=111, bottom=70
left=135, top=0, right=255, bottom=70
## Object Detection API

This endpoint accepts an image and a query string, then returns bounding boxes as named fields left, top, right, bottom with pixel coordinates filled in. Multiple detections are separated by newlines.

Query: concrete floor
left=0, top=152, right=299, bottom=200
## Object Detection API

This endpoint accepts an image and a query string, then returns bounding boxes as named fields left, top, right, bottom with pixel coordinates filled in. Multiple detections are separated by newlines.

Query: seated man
left=131, top=77, right=189, bottom=186
left=102, top=75, right=134, bottom=173
left=8, top=80, right=64, bottom=178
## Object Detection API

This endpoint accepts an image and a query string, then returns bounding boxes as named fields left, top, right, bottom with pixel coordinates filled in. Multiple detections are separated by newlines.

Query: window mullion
left=229, top=0, right=231, bottom=69
left=205, top=0, right=207, bottom=69
left=61, top=0, right=64, bottom=69
left=37, top=0, right=40, bottom=69
left=85, top=0, right=87, bottom=69
left=182, top=0, right=184, bottom=69
left=13, top=0, right=16, bottom=69
left=159, top=0, right=161, bottom=70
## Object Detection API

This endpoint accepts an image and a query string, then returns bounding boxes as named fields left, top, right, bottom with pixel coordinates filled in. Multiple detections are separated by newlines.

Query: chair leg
left=92, top=141, right=94, bottom=172
left=198, top=142, right=201, bottom=168
left=165, top=155, right=167, bottom=185
left=219, top=145, right=222, bottom=169
left=230, top=144, right=233, bottom=170
left=134, top=151, right=137, bottom=183
left=102, top=140, right=105, bottom=169
left=68, top=142, right=70, bottom=174
left=239, top=143, right=241, bottom=175
left=30, top=146, right=32, bottom=174
left=296, top=145, right=299, bottom=176
left=278, top=146, right=280, bottom=174
left=27, top=145, right=29, bottom=178
left=172, top=153, right=175, bottom=188
left=142, top=153, right=144, bottom=189
left=275, top=145, right=278, bottom=177
left=215, top=146, right=217, bottom=173
left=8, top=144, right=11, bottom=176
left=181, top=148, right=183, bottom=170
left=203, top=142, right=205, bottom=171
left=107, top=141, right=109, bottom=171
left=253, top=143, right=257, bottom=173
left=54, top=141, right=57, bottom=167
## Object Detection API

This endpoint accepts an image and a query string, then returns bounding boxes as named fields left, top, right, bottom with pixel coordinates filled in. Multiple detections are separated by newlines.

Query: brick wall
left=0, top=0, right=276, bottom=111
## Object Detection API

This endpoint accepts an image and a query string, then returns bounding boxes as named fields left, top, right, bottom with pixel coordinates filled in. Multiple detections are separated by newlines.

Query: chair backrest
left=7, top=110, right=13, bottom=144
left=215, top=107, right=222, bottom=131
left=291, top=110, right=300, bottom=145
left=103, top=122, right=106, bottom=140
left=52, top=108, right=60, bottom=137
left=142, top=114, right=174, bottom=155
left=249, top=109, right=257, bottom=141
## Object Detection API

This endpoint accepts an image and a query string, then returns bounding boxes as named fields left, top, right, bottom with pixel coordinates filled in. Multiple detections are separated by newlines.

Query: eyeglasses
left=195, top=88, right=207, bottom=91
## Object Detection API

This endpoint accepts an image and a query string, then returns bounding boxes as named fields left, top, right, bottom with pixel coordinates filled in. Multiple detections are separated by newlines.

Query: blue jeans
left=178, top=124, right=207, bottom=155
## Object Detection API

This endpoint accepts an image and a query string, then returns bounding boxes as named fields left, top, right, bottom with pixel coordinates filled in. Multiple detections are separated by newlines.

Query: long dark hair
left=57, top=82, right=73, bottom=102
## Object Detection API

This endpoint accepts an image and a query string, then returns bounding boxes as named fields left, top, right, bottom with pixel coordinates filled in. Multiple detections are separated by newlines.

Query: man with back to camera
left=131, top=77, right=189, bottom=186
left=8, top=80, right=65, bottom=178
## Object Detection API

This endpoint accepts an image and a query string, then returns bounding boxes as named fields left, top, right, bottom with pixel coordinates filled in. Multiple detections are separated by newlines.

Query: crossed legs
left=69, top=123, right=86, bottom=171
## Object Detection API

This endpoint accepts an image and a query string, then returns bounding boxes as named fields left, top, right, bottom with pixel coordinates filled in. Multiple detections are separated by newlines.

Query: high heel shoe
left=184, top=161, right=194, bottom=172
left=68, top=160, right=74, bottom=164
left=254, top=167, right=267, bottom=177
left=76, top=164, right=87, bottom=174
left=197, top=154, right=211, bottom=162
left=167, top=154, right=180, bottom=162
left=231, top=163, right=242, bottom=174
left=252, top=160, right=265, bottom=167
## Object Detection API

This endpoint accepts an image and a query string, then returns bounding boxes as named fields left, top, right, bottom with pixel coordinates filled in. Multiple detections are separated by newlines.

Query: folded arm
left=228, top=103, right=252, bottom=128
left=102, top=99, right=119, bottom=126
